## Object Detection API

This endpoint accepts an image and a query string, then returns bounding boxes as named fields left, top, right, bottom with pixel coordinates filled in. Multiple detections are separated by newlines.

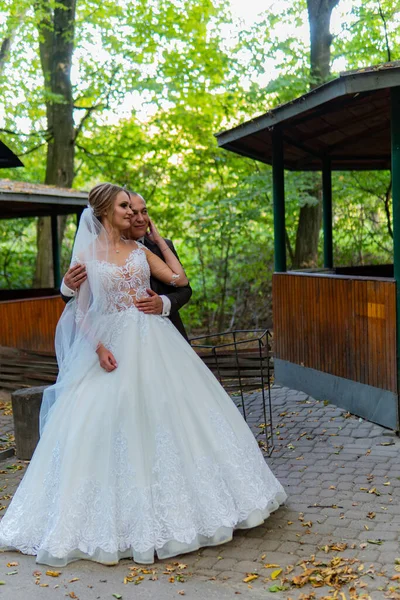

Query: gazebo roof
left=216, top=62, right=400, bottom=171
left=0, top=140, right=23, bottom=169
left=0, top=179, right=88, bottom=219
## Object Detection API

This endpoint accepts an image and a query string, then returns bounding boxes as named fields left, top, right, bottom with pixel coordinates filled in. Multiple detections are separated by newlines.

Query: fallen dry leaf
left=45, top=570, right=61, bottom=577
left=271, top=569, right=282, bottom=580
left=243, top=574, right=259, bottom=583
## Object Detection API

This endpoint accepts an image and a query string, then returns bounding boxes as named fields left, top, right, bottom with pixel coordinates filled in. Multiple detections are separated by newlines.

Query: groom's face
left=129, top=194, right=150, bottom=240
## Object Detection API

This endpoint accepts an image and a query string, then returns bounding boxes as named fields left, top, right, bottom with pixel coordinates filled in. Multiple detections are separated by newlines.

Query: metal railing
left=190, top=329, right=274, bottom=455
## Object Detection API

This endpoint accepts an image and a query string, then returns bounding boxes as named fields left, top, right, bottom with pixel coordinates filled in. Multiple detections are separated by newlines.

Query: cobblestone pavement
left=1, top=386, right=400, bottom=599
left=0, top=389, right=14, bottom=456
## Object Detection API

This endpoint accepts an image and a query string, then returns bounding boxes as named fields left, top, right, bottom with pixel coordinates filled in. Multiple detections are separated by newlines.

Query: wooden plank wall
left=0, top=296, right=64, bottom=353
left=273, top=273, right=397, bottom=393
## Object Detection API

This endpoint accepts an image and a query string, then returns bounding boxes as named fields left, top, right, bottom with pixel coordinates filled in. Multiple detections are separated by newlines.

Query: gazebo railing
left=190, top=329, right=274, bottom=455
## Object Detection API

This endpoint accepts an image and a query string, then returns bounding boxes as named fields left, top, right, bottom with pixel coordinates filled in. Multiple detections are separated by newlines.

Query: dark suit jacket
left=143, top=237, right=192, bottom=340
left=61, top=237, right=192, bottom=340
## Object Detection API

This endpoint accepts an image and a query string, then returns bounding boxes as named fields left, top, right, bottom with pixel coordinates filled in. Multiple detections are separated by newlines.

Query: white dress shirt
left=61, top=237, right=171, bottom=317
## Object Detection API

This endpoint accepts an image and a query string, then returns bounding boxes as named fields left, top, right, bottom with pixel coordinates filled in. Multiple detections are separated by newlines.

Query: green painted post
left=322, top=157, right=333, bottom=269
left=391, top=87, right=400, bottom=423
left=272, top=128, right=286, bottom=272
left=51, top=214, right=61, bottom=289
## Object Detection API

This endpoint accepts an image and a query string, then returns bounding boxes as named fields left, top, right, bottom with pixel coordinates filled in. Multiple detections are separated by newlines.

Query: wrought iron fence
left=190, top=329, right=274, bottom=455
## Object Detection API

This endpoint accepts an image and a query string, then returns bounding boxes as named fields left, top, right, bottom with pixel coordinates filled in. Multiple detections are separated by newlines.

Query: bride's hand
left=96, top=345, right=118, bottom=372
left=146, top=218, right=163, bottom=245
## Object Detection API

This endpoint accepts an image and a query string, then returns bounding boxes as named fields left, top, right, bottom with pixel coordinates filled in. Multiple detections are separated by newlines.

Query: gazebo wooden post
left=322, top=157, right=333, bottom=269
left=272, top=128, right=286, bottom=272
left=51, top=214, right=61, bottom=289
left=391, top=87, right=400, bottom=409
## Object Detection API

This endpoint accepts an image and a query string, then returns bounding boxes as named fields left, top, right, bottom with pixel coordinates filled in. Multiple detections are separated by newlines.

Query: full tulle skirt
left=0, top=308, right=286, bottom=566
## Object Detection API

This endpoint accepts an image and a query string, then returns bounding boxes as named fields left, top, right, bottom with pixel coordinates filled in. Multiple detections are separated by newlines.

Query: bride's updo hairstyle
left=88, top=183, right=128, bottom=222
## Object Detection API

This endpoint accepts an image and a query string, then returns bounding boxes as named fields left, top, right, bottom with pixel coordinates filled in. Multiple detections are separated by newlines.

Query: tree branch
left=73, top=66, right=120, bottom=141
left=75, top=142, right=129, bottom=160
left=378, top=0, right=391, bottom=62
left=18, top=139, right=50, bottom=156
left=0, top=128, right=47, bottom=138
left=73, top=104, right=102, bottom=141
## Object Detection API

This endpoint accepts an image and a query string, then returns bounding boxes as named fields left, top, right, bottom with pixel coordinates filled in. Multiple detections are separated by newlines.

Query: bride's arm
left=143, top=219, right=188, bottom=287
left=74, top=260, right=117, bottom=372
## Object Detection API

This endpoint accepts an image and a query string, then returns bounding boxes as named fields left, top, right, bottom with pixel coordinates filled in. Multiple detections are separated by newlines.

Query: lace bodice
left=86, top=246, right=151, bottom=314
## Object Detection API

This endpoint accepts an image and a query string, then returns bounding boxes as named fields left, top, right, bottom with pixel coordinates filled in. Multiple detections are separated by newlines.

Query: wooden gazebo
left=0, top=180, right=87, bottom=353
left=216, top=63, right=400, bottom=430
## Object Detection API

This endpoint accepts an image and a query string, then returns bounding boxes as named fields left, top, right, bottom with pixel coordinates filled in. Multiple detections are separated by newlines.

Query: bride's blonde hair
left=88, top=183, right=128, bottom=219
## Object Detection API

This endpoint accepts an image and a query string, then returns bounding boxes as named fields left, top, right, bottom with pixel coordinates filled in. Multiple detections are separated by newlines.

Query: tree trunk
left=33, top=0, right=76, bottom=288
left=292, top=0, right=339, bottom=269
left=293, top=194, right=323, bottom=268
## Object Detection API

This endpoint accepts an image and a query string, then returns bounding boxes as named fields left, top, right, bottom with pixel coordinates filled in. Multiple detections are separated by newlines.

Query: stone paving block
left=319, top=489, right=338, bottom=498
left=304, top=523, right=334, bottom=534
left=359, top=530, right=398, bottom=541
left=238, top=537, right=265, bottom=550
left=358, top=574, right=386, bottom=591
left=336, top=482, right=356, bottom=491
left=245, top=526, right=270, bottom=538
left=301, top=513, right=327, bottom=523
left=194, top=557, right=220, bottom=570
left=378, top=550, right=400, bottom=564
left=191, top=568, right=218, bottom=577
left=325, top=516, right=360, bottom=528
left=215, top=571, right=248, bottom=584
left=378, top=504, right=400, bottom=515
left=200, top=547, right=226, bottom=557
left=234, top=560, right=264, bottom=573
left=219, top=546, right=260, bottom=561
left=211, top=558, right=238, bottom=571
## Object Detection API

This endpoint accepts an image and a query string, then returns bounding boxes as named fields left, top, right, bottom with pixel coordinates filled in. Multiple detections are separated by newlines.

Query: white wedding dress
left=0, top=243, right=286, bottom=566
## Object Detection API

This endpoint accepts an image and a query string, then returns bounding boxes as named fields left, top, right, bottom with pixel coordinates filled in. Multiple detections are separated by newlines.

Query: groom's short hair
left=128, top=191, right=145, bottom=203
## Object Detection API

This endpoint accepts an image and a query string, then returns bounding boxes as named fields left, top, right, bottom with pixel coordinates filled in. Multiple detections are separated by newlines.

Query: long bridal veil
left=40, top=207, right=113, bottom=433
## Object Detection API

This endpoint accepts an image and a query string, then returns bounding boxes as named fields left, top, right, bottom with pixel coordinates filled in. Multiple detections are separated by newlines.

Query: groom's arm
left=60, top=263, right=87, bottom=303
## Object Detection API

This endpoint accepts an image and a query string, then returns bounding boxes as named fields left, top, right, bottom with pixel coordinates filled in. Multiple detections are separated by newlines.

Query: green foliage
left=0, top=218, right=36, bottom=288
left=0, top=0, right=399, bottom=334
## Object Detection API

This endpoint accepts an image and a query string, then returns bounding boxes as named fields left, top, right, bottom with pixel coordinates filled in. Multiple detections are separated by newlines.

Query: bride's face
left=108, top=191, right=133, bottom=232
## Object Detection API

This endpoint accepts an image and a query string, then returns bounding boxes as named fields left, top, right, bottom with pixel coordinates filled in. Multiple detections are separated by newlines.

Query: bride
left=0, top=183, right=286, bottom=566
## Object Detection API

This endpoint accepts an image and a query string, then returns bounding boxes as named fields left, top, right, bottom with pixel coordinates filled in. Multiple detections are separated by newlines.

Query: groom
left=60, top=192, right=192, bottom=340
